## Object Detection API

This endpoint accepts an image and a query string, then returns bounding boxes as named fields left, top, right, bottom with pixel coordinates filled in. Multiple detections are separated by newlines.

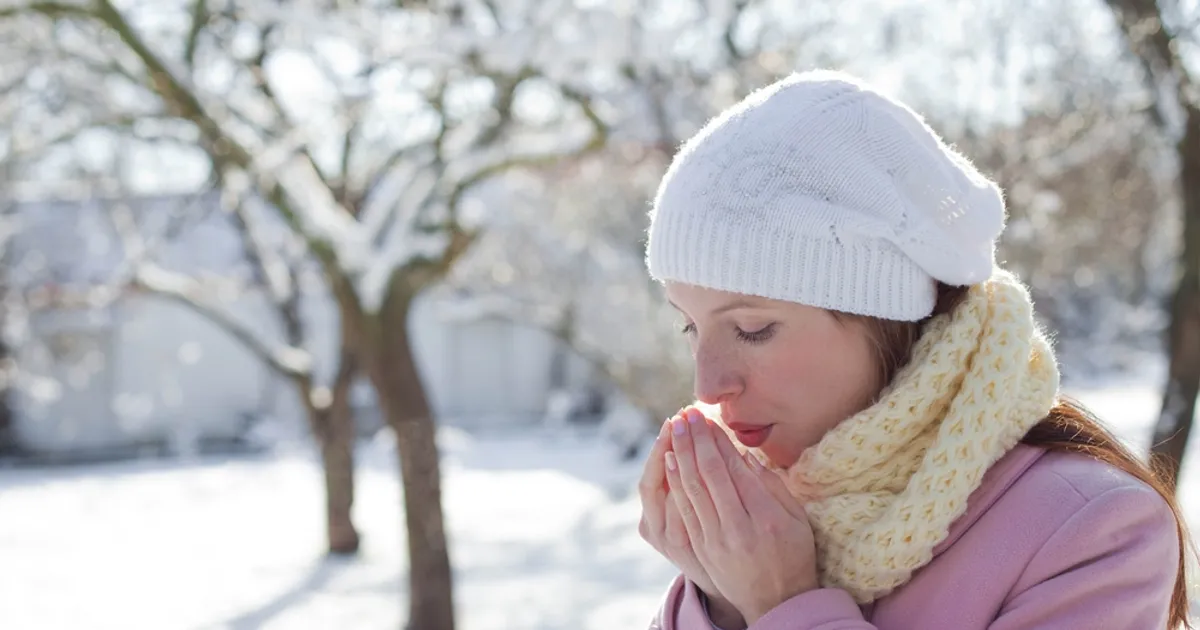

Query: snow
left=1, top=377, right=1198, bottom=629
left=0, top=425, right=670, bottom=630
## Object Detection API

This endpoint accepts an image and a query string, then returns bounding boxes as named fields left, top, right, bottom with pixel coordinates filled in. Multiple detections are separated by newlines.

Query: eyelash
left=678, top=323, right=777, bottom=345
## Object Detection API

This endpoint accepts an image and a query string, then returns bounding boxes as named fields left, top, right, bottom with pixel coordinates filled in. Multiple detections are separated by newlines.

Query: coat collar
left=932, top=444, right=1047, bottom=556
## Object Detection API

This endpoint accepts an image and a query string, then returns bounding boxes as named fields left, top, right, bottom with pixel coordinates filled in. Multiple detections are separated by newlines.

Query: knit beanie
left=646, top=70, right=1006, bottom=321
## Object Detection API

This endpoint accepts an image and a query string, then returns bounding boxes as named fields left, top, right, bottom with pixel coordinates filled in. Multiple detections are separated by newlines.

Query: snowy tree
left=0, top=1, right=606, bottom=628
left=1101, top=0, right=1200, bottom=489
left=118, top=183, right=371, bottom=554
left=0, top=0, right=367, bottom=552
left=0, top=166, right=17, bottom=454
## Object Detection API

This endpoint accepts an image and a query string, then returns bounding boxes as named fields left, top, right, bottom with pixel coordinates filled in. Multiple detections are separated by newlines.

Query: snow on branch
left=133, top=264, right=313, bottom=379
left=98, top=179, right=314, bottom=382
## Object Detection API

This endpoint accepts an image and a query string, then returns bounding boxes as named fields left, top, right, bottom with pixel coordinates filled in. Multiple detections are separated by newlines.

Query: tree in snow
left=0, top=166, right=18, bottom=455
left=123, top=182, right=370, bottom=554
left=1101, top=0, right=1200, bottom=488
left=0, top=0, right=368, bottom=552
left=0, top=1, right=606, bottom=628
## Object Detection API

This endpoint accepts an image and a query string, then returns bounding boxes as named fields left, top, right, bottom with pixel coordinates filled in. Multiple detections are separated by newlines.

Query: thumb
left=745, top=453, right=807, bottom=522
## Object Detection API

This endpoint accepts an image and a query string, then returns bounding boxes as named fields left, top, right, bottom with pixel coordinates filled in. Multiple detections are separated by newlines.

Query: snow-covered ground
left=2, top=371, right=1198, bottom=630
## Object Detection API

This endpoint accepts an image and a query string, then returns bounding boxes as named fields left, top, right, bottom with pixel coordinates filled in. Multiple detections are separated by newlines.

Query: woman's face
left=666, top=282, right=883, bottom=468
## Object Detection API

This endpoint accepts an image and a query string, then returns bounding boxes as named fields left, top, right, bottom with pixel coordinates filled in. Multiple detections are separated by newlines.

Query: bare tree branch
left=360, top=138, right=434, bottom=205
left=244, top=22, right=284, bottom=126
left=217, top=168, right=305, bottom=348
left=71, top=54, right=154, bottom=93
left=471, top=65, right=536, bottom=148
left=397, top=80, right=608, bottom=292
left=0, top=1, right=93, bottom=20
left=183, top=0, right=208, bottom=70
left=448, top=83, right=607, bottom=204
left=336, top=115, right=360, bottom=205
left=722, top=0, right=752, bottom=63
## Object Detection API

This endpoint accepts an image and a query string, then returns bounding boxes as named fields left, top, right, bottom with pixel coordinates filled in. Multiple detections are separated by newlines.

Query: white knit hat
left=646, top=70, right=1006, bottom=321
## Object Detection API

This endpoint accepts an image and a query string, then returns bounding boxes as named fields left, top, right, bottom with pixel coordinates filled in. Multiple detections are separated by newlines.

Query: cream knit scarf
left=709, top=269, right=1060, bottom=604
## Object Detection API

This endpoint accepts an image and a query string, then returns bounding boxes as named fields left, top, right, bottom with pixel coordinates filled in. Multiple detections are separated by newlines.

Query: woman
left=638, top=70, right=1192, bottom=629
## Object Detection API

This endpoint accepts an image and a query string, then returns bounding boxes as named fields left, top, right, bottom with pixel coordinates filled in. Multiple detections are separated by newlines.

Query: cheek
left=759, top=331, right=878, bottom=411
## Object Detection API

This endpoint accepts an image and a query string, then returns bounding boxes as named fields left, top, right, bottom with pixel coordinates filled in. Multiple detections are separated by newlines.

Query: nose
left=692, top=342, right=743, bottom=405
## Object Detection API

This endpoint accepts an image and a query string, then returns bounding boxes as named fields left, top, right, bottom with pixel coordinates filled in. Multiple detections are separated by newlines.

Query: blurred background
left=0, top=0, right=1198, bottom=628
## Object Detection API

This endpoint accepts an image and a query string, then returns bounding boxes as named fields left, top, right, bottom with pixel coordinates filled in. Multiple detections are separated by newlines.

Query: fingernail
left=672, top=417, right=687, bottom=435
left=747, top=453, right=762, bottom=470
left=687, top=409, right=701, bottom=424
left=665, top=451, right=678, bottom=471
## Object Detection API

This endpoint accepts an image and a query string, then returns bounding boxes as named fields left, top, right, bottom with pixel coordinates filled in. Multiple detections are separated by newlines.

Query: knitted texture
left=646, top=70, right=1006, bottom=321
left=703, top=269, right=1059, bottom=603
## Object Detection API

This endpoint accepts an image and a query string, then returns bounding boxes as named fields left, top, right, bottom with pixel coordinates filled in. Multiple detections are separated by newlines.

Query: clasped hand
left=638, top=407, right=820, bottom=624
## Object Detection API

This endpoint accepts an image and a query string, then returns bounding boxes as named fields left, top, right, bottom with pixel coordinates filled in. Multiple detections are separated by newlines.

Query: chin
left=759, top=432, right=811, bottom=469
left=760, top=448, right=793, bottom=469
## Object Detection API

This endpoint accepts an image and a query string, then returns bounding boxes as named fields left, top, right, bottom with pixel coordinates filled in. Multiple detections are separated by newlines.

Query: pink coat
left=649, top=445, right=1181, bottom=629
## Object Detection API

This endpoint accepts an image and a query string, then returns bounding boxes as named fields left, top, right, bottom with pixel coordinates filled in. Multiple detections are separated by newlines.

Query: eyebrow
left=667, top=297, right=767, bottom=317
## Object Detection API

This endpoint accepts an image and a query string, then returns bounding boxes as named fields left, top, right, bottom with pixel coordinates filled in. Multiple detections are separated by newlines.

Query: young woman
left=637, top=70, right=1191, bottom=629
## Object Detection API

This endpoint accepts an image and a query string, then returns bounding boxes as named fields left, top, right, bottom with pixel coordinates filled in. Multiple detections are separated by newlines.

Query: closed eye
left=680, top=321, right=776, bottom=344
left=736, top=323, right=777, bottom=344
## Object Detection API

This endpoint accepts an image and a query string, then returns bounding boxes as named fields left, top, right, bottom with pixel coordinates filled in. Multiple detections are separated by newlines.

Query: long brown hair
left=842, top=282, right=1194, bottom=629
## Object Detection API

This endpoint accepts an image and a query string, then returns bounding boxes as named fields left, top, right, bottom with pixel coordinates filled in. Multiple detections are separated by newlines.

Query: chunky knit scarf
left=710, top=269, right=1060, bottom=604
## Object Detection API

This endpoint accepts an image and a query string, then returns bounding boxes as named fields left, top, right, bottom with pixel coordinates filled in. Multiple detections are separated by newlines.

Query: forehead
left=665, top=282, right=782, bottom=313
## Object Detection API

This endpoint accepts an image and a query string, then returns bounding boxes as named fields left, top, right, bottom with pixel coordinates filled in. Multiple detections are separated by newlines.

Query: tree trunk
left=285, top=347, right=361, bottom=558
left=0, top=274, right=14, bottom=455
left=0, top=336, right=13, bottom=454
left=1151, top=108, right=1200, bottom=490
left=314, top=347, right=361, bottom=555
left=362, top=293, right=455, bottom=630
left=313, top=402, right=359, bottom=555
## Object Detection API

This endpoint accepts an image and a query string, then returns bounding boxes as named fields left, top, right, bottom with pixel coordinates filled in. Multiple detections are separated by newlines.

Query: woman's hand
left=665, top=407, right=820, bottom=623
left=639, top=414, right=744, bottom=627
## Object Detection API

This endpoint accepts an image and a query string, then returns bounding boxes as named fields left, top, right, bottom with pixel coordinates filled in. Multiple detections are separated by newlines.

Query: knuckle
left=761, top=514, right=787, bottom=535
left=683, top=479, right=707, bottom=497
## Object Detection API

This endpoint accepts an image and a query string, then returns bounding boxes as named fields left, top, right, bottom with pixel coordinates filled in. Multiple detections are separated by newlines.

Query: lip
left=726, top=422, right=774, bottom=448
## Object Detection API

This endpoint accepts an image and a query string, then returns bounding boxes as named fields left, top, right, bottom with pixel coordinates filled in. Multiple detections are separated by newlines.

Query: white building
left=6, top=193, right=604, bottom=459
